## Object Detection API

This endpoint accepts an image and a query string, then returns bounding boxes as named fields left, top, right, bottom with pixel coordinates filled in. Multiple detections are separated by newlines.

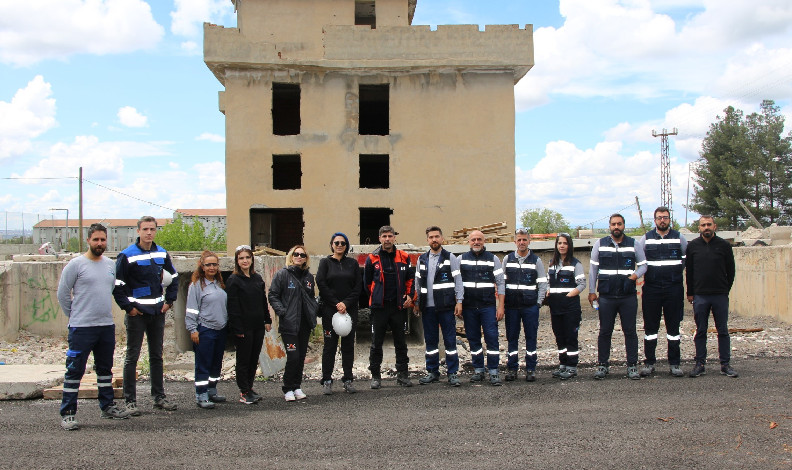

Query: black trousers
left=550, top=310, right=581, bottom=367
left=642, top=283, right=683, bottom=366
left=234, top=327, right=266, bottom=393
left=693, top=294, right=731, bottom=366
left=322, top=310, right=358, bottom=383
left=369, top=301, right=409, bottom=376
left=597, top=295, right=639, bottom=366
left=281, top=322, right=312, bottom=393
left=124, top=313, right=166, bottom=402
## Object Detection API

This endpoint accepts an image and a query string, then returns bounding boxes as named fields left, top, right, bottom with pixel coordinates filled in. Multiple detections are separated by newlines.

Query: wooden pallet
left=43, top=367, right=133, bottom=400
left=447, top=222, right=510, bottom=245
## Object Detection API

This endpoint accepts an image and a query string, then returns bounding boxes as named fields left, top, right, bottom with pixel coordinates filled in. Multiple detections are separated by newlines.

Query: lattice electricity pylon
left=652, top=128, right=678, bottom=219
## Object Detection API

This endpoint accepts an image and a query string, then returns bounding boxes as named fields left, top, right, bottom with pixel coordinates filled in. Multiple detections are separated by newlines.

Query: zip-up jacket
left=268, top=265, right=318, bottom=336
left=364, top=246, right=414, bottom=309
left=639, top=228, right=687, bottom=287
left=685, top=234, right=735, bottom=296
left=185, top=278, right=227, bottom=333
left=415, top=248, right=459, bottom=311
left=226, top=273, right=272, bottom=335
left=503, top=251, right=547, bottom=308
left=113, top=239, right=178, bottom=315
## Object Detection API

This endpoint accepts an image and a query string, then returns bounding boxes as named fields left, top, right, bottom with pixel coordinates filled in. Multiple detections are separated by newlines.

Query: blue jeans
left=422, top=307, right=459, bottom=375
left=505, top=305, right=539, bottom=371
left=194, top=325, right=227, bottom=396
left=462, top=306, right=499, bottom=372
left=60, top=325, right=116, bottom=416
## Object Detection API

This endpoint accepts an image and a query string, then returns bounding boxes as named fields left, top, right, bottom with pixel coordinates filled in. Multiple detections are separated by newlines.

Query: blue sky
left=2, top=0, right=791, bottom=231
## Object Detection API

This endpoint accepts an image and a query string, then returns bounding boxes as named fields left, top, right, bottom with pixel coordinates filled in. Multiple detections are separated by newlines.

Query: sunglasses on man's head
left=293, top=252, right=308, bottom=259
left=333, top=241, right=347, bottom=247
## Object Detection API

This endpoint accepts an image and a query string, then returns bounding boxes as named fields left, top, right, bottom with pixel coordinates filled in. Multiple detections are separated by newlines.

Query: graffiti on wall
left=25, top=275, right=61, bottom=326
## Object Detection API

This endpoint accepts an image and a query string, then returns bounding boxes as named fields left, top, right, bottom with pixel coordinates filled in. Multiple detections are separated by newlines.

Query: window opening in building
left=272, top=155, right=301, bottom=190
left=250, top=208, right=304, bottom=253
left=359, top=208, right=393, bottom=245
left=359, top=84, right=389, bottom=135
left=359, top=154, right=389, bottom=189
left=355, top=1, right=376, bottom=29
left=272, top=83, right=300, bottom=135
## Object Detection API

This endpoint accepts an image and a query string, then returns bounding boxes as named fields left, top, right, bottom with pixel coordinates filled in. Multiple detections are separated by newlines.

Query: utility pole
left=652, top=128, right=678, bottom=220
left=685, top=163, right=691, bottom=228
left=79, top=167, right=84, bottom=253
left=635, top=196, right=646, bottom=233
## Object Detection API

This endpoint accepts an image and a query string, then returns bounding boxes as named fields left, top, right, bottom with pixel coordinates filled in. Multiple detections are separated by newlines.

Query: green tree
left=154, top=214, right=226, bottom=252
left=692, top=101, right=792, bottom=228
left=519, top=208, right=572, bottom=235
left=67, top=237, right=80, bottom=252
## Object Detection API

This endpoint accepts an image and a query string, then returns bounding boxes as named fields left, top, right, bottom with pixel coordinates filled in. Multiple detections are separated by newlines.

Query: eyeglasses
left=203, top=263, right=219, bottom=268
left=235, top=245, right=251, bottom=252
left=333, top=241, right=347, bottom=247
left=292, top=252, right=308, bottom=259
left=655, top=216, right=671, bottom=221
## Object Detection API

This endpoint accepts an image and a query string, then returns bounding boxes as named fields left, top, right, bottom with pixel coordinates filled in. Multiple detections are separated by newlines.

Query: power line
left=82, top=179, right=185, bottom=215
left=584, top=202, right=637, bottom=227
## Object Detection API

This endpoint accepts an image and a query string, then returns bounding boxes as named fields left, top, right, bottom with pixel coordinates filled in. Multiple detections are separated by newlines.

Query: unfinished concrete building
left=205, top=0, right=534, bottom=253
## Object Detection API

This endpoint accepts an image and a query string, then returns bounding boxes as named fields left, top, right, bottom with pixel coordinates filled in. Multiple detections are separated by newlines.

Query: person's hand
left=687, top=295, right=693, bottom=304
left=129, top=308, right=142, bottom=317
left=628, top=274, right=638, bottom=281
left=413, top=305, right=420, bottom=317
left=588, top=293, right=598, bottom=306
left=190, top=332, right=200, bottom=344
left=236, top=334, right=244, bottom=338
left=265, top=324, right=272, bottom=332
left=336, top=302, right=346, bottom=313
left=403, top=295, right=413, bottom=309
left=161, top=303, right=171, bottom=313
left=454, top=303, right=463, bottom=318
left=496, top=306, right=505, bottom=322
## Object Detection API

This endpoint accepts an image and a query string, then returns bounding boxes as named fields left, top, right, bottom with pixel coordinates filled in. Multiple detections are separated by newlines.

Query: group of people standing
left=55, top=207, right=737, bottom=430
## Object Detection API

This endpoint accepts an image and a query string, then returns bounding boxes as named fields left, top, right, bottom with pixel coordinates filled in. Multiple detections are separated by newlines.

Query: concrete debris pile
left=446, top=222, right=511, bottom=245
left=741, top=226, right=766, bottom=239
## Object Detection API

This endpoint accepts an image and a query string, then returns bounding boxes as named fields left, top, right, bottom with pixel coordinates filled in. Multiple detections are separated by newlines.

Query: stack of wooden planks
left=43, top=366, right=133, bottom=400
left=445, top=222, right=511, bottom=245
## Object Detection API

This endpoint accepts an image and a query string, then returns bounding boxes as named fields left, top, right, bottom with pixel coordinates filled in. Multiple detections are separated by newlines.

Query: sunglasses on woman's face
left=293, top=252, right=308, bottom=259
left=333, top=241, right=347, bottom=247
left=203, top=263, right=219, bottom=268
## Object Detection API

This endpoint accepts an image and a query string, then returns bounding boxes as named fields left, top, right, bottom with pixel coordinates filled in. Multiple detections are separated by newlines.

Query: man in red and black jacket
left=364, top=225, right=415, bottom=389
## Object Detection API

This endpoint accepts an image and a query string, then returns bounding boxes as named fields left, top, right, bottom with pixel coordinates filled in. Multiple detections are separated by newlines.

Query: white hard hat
left=161, top=270, right=173, bottom=287
left=332, top=312, right=353, bottom=337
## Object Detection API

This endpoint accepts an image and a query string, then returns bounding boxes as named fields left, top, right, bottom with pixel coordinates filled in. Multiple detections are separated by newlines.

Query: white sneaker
left=284, top=391, right=296, bottom=402
left=294, top=389, right=307, bottom=400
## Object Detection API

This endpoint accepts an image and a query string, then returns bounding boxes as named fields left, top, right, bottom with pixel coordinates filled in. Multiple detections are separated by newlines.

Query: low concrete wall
left=0, top=245, right=39, bottom=256
left=731, top=246, right=792, bottom=323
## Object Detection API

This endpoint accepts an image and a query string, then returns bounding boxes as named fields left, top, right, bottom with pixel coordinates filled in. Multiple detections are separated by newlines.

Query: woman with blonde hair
left=186, top=250, right=228, bottom=409
left=268, top=245, right=318, bottom=401
left=226, top=245, right=272, bottom=405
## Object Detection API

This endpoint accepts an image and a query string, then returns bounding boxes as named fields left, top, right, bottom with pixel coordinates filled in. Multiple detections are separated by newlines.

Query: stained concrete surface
left=0, top=356, right=788, bottom=469
left=0, top=364, right=63, bottom=399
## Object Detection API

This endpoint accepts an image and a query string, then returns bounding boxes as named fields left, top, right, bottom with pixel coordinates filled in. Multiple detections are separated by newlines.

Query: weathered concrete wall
left=731, top=246, right=792, bottom=323
left=0, top=245, right=39, bottom=256
left=223, top=70, right=517, bottom=255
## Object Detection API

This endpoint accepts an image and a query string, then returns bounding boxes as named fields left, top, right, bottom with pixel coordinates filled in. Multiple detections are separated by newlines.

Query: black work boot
left=419, top=372, right=440, bottom=385
left=505, top=369, right=518, bottom=382
left=396, top=371, right=413, bottom=387
left=689, top=363, right=706, bottom=378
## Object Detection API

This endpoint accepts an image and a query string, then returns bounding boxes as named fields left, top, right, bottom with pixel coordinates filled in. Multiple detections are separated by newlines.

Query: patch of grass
left=139, top=357, right=150, bottom=376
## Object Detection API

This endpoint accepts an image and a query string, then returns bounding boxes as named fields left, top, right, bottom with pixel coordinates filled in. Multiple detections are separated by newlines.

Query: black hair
left=425, top=226, right=442, bottom=236
left=329, top=232, right=350, bottom=256
left=551, top=233, right=574, bottom=267
left=87, top=223, right=107, bottom=238
left=609, top=213, right=625, bottom=225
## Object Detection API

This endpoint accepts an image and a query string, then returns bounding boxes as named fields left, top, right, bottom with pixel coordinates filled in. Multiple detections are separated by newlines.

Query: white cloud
left=170, top=0, right=234, bottom=37
left=117, top=106, right=148, bottom=128
left=14, top=135, right=125, bottom=181
left=0, top=0, right=164, bottom=66
left=169, top=162, right=180, bottom=169
left=181, top=41, right=199, bottom=54
left=196, top=132, right=225, bottom=143
left=0, top=76, right=57, bottom=159
left=515, top=0, right=792, bottom=110
left=193, top=161, right=226, bottom=192
left=517, top=139, right=692, bottom=227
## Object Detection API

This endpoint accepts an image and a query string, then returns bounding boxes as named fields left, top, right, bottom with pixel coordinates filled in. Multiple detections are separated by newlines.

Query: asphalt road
left=1, top=357, right=790, bottom=469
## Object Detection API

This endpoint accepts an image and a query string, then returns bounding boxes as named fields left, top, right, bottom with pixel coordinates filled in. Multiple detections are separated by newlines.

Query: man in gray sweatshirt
left=56, top=223, right=130, bottom=430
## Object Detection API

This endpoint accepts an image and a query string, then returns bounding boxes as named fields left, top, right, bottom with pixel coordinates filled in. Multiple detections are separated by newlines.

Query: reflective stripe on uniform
left=493, top=268, right=503, bottom=276
left=590, top=260, right=599, bottom=266
left=644, top=238, right=681, bottom=245
left=536, top=277, right=548, bottom=283
left=646, top=260, right=683, bottom=266
left=195, top=380, right=209, bottom=386
left=557, top=348, right=567, bottom=354
left=487, top=351, right=499, bottom=355
left=505, top=263, right=537, bottom=270
left=508, top=351, right=518, bottom=356
left=433, top=283, right=455, bottom=290
left=63, top=388, right=79, bottom=393
left=598, top=269, right=634, bottom=276
left=667, top=334, right=681, bottom=341
left=470, top=349, right=483, bottom=355
left=645, top=334, right=658, bottom=341
left=575, top=274, right=585, bottom=280
left=209, top=377, right=220, bottom=382
left=128, top=252, right=167, bottom=264
left=425, top=349, right=439, bottom=355
left=186, top=308, right=199, bottom=315
left=445, top=350, right=458, bottom=355
left=525, top=350, right=537, bottom=356
left=115, top=279, right=125, bottom=286
left=128, top=295, right=165, bottom=305
left=506, top=284, right=537, bottom=290
left=451, top=270, right=461, bottom=277
left=420, top=288, right=428, bottom=294
left=459, top=260, right=495, bottom=267
left=566, top=350, right=579, bottom=356
left=463, top=282, right=495, bottom=289
left=548, top=287, right=574, bottom=293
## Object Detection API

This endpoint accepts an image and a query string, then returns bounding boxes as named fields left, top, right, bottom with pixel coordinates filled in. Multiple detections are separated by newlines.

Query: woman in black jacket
left=317, top=232, right=362, bottom=395
left=227, top=245, right=272, bottom=405
left=268, top=245, right=317, bottom=402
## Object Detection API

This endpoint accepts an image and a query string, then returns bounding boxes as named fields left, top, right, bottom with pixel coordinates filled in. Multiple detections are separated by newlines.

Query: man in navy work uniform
left=686, top=215, right=738, bottom=378
left=413, top=226, right=464, bottom=387
left=458, top=230, right=506, bottom=386
left=637, top=206, right=687, bottom=377
left=57, top=223, right=131, bottom=430
left=113, top=216, right=179, bottom=414
left=364, top=225, right=415, bottom=389
left=588, top=214, right=647, bottom=380
left=503, top=228, right=547, bottom=382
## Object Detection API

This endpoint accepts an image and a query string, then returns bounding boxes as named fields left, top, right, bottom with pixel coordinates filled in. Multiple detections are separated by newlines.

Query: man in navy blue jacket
left=113, top=216, right=179, bottom=415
